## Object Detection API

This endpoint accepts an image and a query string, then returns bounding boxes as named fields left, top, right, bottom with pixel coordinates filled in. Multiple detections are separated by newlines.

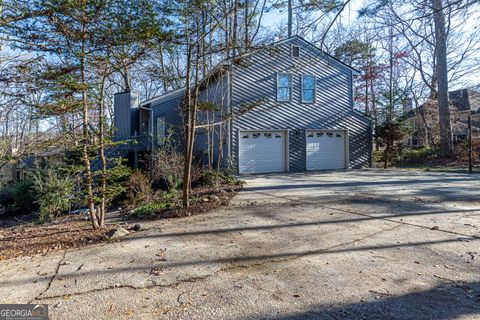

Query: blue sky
left=261, top=0, right=363, bottom=30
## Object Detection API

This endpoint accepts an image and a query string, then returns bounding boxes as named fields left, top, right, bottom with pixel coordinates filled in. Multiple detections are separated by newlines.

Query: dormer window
left=292, top=45, right=300, bottom=58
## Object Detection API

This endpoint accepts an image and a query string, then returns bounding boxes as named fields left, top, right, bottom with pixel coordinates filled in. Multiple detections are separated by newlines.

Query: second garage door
left=239, top=130, right=287, bottom=174
left=306, top=130, right=347, bottom=170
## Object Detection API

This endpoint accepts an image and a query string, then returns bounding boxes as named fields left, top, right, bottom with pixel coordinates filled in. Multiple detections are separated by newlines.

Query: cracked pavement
left=1, top=169, right=480, bottom=319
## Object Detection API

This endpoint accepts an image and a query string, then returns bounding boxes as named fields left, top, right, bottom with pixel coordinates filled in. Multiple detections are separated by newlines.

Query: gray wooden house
left=113, top=36, right=373, bottom=174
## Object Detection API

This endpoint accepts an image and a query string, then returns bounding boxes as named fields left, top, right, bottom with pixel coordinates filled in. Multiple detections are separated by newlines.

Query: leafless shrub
left=125, top=170, right=152, bottom=206
left=150, top=140, right=202, bottom=191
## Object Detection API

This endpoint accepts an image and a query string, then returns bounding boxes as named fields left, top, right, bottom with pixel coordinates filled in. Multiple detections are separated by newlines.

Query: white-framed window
left=301, top=74, right=315, bottom=103
left=276, top=73, right=292, bottom=101
left=292, top=45, right=300, bottom=58
left=156, top=117, right=165, bottom=146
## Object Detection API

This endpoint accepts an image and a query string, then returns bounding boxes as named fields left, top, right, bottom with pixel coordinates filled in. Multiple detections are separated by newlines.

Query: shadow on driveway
left=267, top=281, right=480, bottom=320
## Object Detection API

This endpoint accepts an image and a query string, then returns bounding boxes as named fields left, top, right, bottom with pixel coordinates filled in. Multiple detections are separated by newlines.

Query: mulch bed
left=179, top=183, right=242, bottom=216
left=0, top=184, right=242, bottom=260
left=0, top=215, right=114, bottom=260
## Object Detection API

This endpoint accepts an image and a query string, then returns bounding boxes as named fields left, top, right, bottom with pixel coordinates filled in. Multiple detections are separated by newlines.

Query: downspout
left=228, top=68, right=233, bottom=169
left=140, top=105, right=154, bottom=151
left=147, top=106, right=154, bottom=151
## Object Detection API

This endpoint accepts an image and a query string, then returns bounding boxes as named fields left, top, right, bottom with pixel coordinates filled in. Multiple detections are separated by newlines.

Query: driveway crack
left=319, top=204, right=480, bottom=240
left=31, top=226, right=399, bottom=302
left=29, top=249, right=67, bottom=303
left=258, top=190, right=479, bottom=239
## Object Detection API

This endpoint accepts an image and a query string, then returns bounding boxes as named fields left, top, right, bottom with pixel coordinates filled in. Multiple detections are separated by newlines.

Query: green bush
left=0, top=186, right=15, bottom=214
left=199, top=169, right=240, bottom=191
left=372, top=150, right=383, bottom=165
left=0, top=179, right=38, bottom=216
left=130, top=201, right=167, bottom=217
left=374, top=120, right=411, bottom=168
left=129, top=191, right=177, bottom=218
left=200, top=169, right=222, bottom=191
left=94, top=158, right=132, bottom=206
left=30, top=168, right=75, bottom=222
left=12, top=179, right=37, bottom=213
left=398, top=147, right=437, bottom=165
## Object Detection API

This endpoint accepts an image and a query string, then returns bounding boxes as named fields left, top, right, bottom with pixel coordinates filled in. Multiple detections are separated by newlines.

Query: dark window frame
left=291, top=45, right=300, bottom=58
left=301, top=74, right=316, bottom=104
left=276, top=72, right=292, bottom=102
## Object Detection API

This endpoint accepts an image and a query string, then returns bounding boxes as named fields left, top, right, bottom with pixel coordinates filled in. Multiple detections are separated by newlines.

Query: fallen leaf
left=150, top=267, right=163, bottom=275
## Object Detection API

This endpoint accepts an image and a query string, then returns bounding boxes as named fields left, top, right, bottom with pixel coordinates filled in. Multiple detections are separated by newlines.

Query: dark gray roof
left=406, top=88, right=480, bottom=117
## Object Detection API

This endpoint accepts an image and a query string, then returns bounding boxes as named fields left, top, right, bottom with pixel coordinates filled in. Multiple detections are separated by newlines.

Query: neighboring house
left=405, top=89, right=480, bottom=147
left=0, top=149, right=65, bottom=189
left=0, top=162, right=19, bottom=188
left=113, top=36, right=373, bottom=174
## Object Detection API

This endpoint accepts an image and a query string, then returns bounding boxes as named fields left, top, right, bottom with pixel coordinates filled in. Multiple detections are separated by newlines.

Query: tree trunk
left=159, top=47, right=168, bottom=92
left=121, top=64, right=131, bottom=91
left=287, top=0, right=292, bottom=37
left=244, top=0, right=249, bottom=49
left=431, top=0, right=453, bottom=157
left=80, top=37, right=99, bottom=230
left=232, top=0, right=239, bottom=56
left=364, top=71, right=369, bottom=115
left=182, top=46, right=193, bottom=208
left=98, top=76, right=107, bottom=228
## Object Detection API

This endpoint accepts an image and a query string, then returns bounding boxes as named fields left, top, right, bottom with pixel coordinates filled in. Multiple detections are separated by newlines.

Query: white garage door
left=306, top=130, right=347, bottom=170
left=239, top=131, right=287, bottom=174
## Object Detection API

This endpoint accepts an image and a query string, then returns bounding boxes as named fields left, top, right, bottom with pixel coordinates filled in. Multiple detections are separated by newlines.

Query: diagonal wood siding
left=230, top=37, right=372, bottom=172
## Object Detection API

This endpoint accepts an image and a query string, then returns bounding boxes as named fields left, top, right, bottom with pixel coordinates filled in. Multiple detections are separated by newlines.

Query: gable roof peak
left=271, top=36, right=360, bottom=75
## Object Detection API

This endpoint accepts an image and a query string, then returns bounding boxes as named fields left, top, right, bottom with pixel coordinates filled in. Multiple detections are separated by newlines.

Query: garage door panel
left=239, top=131, right=286, bottom=174
left=306, top=130, right=346, bottom=170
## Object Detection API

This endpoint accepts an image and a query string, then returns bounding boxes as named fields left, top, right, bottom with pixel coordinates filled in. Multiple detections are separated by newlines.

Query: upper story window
left=277, top=73, right=292, bottom=101
left=301, top=74, right=315, bottom=103
left=292, top=45, right=300, bottom=58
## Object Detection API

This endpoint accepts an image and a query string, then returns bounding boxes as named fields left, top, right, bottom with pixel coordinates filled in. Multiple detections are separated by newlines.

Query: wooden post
left=468, top=114, right=472, bottom=173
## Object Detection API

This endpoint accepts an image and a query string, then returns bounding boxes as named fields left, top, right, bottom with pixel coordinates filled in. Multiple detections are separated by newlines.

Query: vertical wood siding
left=113, top=91, right=139, bottom=140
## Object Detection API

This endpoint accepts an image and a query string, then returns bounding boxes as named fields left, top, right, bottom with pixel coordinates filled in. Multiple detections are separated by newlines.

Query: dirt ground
left=0, top=184, right=241, bottom=260
left=1, top=169, right=479, bottom=319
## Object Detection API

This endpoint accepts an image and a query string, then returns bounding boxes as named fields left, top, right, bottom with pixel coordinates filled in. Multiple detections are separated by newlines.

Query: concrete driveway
left=1, top=169, right=480, bottom=319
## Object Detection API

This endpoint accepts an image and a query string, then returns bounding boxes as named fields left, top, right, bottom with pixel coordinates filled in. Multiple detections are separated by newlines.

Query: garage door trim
left=237, top=129, right=290, bottom=174
left=305, top=128, right=349, bottom=170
